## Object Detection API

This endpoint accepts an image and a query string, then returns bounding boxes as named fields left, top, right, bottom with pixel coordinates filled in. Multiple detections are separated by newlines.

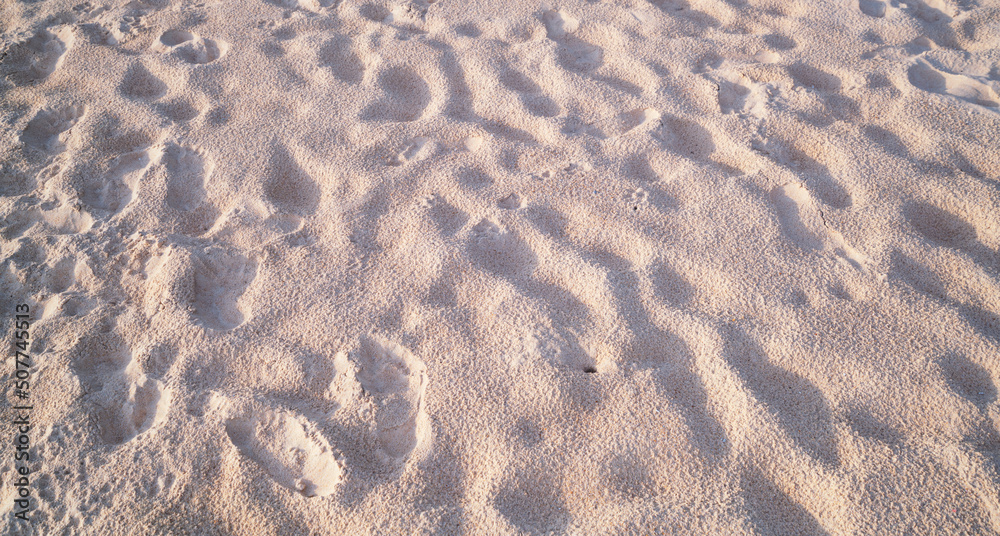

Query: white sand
left=1, top=0, right=999, bottom=533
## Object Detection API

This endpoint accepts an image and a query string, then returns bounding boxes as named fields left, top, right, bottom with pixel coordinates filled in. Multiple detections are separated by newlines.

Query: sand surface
left=1, top=0, right=1000, bottom=533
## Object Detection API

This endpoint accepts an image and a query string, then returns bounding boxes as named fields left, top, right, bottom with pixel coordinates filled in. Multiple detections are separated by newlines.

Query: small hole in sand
left=160, top=29, right=195, bottom=47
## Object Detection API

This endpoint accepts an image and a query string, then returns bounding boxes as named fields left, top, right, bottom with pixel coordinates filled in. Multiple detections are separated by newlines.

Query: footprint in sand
left=362, top=66, right=432, bottom=122
left=859, top=0, right=887, bottom=17
left=159, top=29, right=195, bottom=47
left=649, top=259, right=695, bottom=308
left=647, top=0, right=721, bottom=36
left=901, top=201, right=999, bottom=282
left=627, top=187, right=650, bottom=213
left=556, top=37, right=604, bottom=73
left=760, top=137, right=853, bottom=210
left=786, top=62, right=843, bottom=92
left=359, top=3, right=391, bottom=21
left=710, top=70, right=768, bottom=117
left=6, top=27, right=74, bottom=84
left=543, top=9, right=579, bottom=39
left=318, top=34, right=365, bottom=84
left=97, top=375, right=171, bottom=445
left=740, top=465, right=828, bottom=535
left=455, top=22, right=481, bottom=38
left=722, top=326, right=840, bottom=467
left=468, top=219, right=538, bottom=278
left=889, top=250, right=948, bottom=300
left=938, top=353, right=997, bottom=409
left=20, top=105, right=86, bottom=154
left=890, top=252, right=1000, bottom=343
left=206, top=203, right=305, bottom=247
left=67, top=332, right=172, bottom=445
left=116, top=14, right=150, bottom=43
left=541, top=9, right=604, bottom=73
left=908, top=59, right=999, bottom=109
left=653, top=115, right=715, bottom=160
left=190, top=249, right=257, bottom=330
left=499, top=69, right=561, bottom=119
left=225, top=409, right=343, bottom=497
left=620, top=152, right=663, bottom=183
left=43, top=256, right=79, bottom=294
left=355, top=337, right=431, bottom=466
left=419, top=194, right=468, bottom=236
left=7, top=205, right=95, bottom=239
left=902, top=201, right=978, bottom=249
left=157, top=98, right=202, bottom=123
left=763, top=34, right=797, bottom=52
left=154, top=29, right=228, bottom=65
left=646, top=0, right=689, bottom=13
left=934, top=353, right=1000, bottom=514
left=390, top=137, right=432, bottom=166
left=498, top=193, right=524, bottom=210
left=86, top=147, right=157, bottom=214
left=141, top=243, right=257, bottom=330
left=845, top=406, right=902, bottom=444
left=40, top=291, right=95, bottom=320
left=163, top=143, right=212, bottom=211
left=909, top=0, right=952, bottom=23
left=66, top=329, right=125, bottom=390
left=265, top=144, right=320, bottom=216
left=120, top=63, right=169, bottom=100
left=771, top=182, right=867, bottom=271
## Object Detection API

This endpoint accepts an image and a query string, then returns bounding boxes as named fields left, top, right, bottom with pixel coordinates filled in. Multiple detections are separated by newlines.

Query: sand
left=1, top=0, right=999, bottom=533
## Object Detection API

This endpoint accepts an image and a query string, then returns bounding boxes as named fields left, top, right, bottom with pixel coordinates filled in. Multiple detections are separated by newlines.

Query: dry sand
left=1, top=0, right=999, bottom=533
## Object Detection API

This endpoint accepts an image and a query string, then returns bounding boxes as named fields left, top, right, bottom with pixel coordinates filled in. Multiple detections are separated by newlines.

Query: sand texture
left=1, top=0, right=1000, bottom=533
